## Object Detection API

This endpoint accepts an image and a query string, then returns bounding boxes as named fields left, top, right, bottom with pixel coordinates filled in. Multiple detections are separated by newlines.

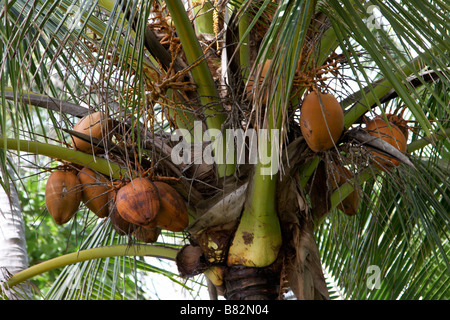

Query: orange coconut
left=153, top=181, right=189, bottom=232
left=300, top=91, right=344, bottom=152
left=108, top=190, right=133, bottom=235
left=45, top=170, right=82, bottom=225
left=72, top=111, right=111, bottom=153
left=116, top=178, right=160, bottom=228
left=386, top=113, right=409, bottom=141
left=78, top=167, right=110, bottom=218
left=366, top=117, right=407, bottom=171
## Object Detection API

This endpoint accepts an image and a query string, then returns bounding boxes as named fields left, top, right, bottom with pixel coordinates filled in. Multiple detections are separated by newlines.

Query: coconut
left=132, top=226, right=161, bottom=243
left=366, top=117, right=407, bottom=171
left=300, top=91, right=344, bottom=152
left=45, top=170, right=82, bottom=225
left=116, top=178, right=160, bottom=227
left=108, top=190, right=133, bottom=235
left=72, top=111, right=111, bottom=153
left=153, top=181, right=189, bottom=232
left=78, top=167, right=110, bottom=218
left=387, top=113, right=409, bottom=141
left=175, top=244, right=208, bottom=278
left=330, top=163, right=360, bottom=216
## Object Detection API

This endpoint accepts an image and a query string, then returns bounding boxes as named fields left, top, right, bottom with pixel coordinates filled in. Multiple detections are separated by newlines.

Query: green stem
left=193, top=1, right=215, bottom=35
left=165, top=0, right=234, bottom=177
left=0, top=138, right=127, bottom=179
left=4, top=244, right=178, bottom=289
left=228, top=0, right=318, bottom=268
left=298, top=156, right=320, bottom=189
left=330, top=167, right=372, bottom=211
left=407, top=128, right=450, bottom=153
left=239, top=12, right=251, bottom=82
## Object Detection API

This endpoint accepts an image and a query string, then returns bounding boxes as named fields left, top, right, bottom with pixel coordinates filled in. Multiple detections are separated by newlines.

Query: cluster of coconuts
left=44, top=111, right=189, bottom=241
left=44, top=168, right=111, bottom=225
left=299, top=90, right=408, bottom=166
left=299, top=91, right=408, bottom=216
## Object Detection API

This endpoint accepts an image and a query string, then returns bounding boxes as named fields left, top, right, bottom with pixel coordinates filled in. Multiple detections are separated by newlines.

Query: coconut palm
left=0, top=0, right=448, bottom=300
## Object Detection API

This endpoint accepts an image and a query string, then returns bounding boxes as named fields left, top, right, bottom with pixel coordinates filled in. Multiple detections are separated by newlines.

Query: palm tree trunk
left=224, top=264, right=281, bottom=300
left=0, top=165, right=32, bottom=300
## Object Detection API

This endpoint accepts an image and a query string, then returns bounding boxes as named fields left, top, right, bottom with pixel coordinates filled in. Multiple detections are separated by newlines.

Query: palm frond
left=44, top=220, right=189, bottom=300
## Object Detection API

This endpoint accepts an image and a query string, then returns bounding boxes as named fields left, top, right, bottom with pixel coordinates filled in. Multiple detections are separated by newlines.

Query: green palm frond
left=318, top=156, right=449, bottom=299
left=44, top=221, right=188, bottom=300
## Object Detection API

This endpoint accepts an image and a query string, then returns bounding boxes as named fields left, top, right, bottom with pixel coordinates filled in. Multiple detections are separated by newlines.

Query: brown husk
left=153, top=181, right=189, bottom=231
left=116, top=178, right=160, bottom=227
left=133, top=225, right=161, bottom=243
left=176, top=244, right=209, bottom=278
left=366, top=117, right=407, bottom=171
left=108, top=190, right=133, bottom=235
left=72, top=111, right=112, bottom=154
left=45, top=170, right=82, bottom=225
left=78, top=167, right=110, bottom=218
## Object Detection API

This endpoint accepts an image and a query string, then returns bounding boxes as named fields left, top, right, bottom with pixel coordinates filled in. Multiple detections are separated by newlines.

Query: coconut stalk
left=0, top=138, right=127, bottom=179
left=3, top=244, right=178, bottom=290
left=165, top=0, right=234, bottom=177
left=238, top=11, right=251, bottom=82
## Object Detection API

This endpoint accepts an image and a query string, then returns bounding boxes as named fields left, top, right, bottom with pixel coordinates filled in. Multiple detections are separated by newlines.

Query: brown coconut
left=330, top=163, right=360, bottom=216
left=72, top=111, right=111, bottom=153
left=108, top=190, right=133, bottom=235
left=78, top=167, right=110, bottom=218
left=300, top=91, right=344, bottom=152
left=366, top=117, right=407, bottom=171
left=116, top=178, right=160, bottom=228
left=45, top=170, right=82, bottom=225
left=387, top=113, right=409, bottom=141
left=152, top=181, right=189, bottom=232
left=133, top=225, right=161, bottom=243
left=175, top=244, right=208, bottom=278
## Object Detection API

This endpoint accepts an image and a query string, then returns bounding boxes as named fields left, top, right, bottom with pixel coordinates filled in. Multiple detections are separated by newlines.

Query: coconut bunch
left=44, top=111, right=190, bottom=242
left=297, top=88, right=410, bottom=220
